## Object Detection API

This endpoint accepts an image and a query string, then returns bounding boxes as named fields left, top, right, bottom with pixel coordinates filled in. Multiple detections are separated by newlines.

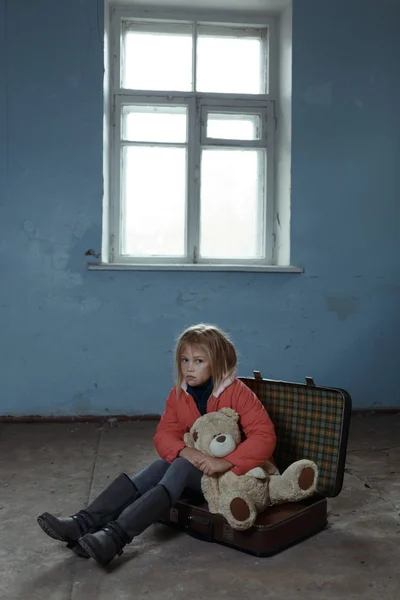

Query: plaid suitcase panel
left=240, top=377, right=351, bottom=497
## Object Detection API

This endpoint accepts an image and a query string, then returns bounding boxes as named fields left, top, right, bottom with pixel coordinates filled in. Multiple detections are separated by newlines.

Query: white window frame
left=105, top=7, right=280, bottom=270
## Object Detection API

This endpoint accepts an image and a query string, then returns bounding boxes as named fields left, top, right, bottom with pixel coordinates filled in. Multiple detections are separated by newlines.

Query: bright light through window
left=206, top=113, right=261, bottom=141
left=200, top=149, right=264, bottom=259
left=110, top=18, right=272, bottom=264
left=122, top=146, right=187, bottom=257
left=123, top=25, right=193, bottom=91
left=197, top=30, right=264, bottom=94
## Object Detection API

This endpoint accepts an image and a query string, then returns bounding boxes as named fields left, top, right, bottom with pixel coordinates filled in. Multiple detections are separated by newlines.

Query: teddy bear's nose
left=216, top=435, right=226, bottom=443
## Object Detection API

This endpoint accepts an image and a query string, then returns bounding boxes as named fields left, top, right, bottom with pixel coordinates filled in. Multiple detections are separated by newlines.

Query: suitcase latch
left=170, top=508, right=179, bottom=523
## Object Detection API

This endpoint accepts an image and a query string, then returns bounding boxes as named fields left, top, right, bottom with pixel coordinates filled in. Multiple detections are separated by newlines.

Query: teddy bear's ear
left=219, top=408, right=239, bottom=422
left=184, top=431, right=195, bottom=448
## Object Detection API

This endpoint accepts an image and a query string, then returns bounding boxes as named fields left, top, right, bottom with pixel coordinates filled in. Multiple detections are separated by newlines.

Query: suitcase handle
left=185, top=515, right=214, bottom=542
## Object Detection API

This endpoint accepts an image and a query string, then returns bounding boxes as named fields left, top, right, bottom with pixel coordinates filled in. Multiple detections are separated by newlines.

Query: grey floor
left=0, top=414, right=399, bottom=600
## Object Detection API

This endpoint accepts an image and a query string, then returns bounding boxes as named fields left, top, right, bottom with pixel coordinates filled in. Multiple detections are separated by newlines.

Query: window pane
left=197, top=26, right=265, bottom=94
left=206, top=113, right=261, bottom=140
left=122, top=146, right=186, bottom=257
left=200, top=149, right=264, bottom=259
left=122, top=23, right=193, bottom=91
left=122, top=105, right=187, bottom=143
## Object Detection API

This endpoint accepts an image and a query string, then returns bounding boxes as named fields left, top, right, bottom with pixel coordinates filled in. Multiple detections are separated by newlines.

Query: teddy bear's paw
left=269, top=460, right=318, bottom=504
left=246, top=467, right=268, bottom=480
left=220, top=492, right=257, bottom=531
left=298, top=464, right=317, bottom=491
left=288, top=459, right=318, bottom=493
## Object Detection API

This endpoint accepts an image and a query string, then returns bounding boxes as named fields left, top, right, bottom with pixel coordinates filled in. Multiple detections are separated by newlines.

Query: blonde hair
left=175, top=324, right=237, bottom=393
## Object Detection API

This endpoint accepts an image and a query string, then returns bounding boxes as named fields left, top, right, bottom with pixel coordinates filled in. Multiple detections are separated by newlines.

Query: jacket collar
left=181, top=371, right=236, bottom=398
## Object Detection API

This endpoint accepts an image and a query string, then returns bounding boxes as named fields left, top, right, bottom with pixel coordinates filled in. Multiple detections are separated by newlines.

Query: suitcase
left=160, top=371, right=352, bottom=557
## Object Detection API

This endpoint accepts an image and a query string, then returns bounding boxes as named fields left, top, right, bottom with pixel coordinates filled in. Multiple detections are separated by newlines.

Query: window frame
left=106, top=7, right=278, bottom=267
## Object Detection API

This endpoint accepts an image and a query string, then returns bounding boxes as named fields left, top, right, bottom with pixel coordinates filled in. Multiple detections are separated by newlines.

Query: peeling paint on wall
left=326, top=296, right=360, bottom=321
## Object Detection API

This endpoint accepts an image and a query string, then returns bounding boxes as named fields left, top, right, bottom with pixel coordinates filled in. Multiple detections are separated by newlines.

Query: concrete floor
left=0, top=414, right=399, bottom=600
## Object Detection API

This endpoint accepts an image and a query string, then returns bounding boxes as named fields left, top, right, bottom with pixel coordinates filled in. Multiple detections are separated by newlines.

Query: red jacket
left=153, top=377, right=276, bottom=476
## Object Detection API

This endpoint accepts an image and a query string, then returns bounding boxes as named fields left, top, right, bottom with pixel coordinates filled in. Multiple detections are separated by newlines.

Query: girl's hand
left=197, top=456, right=233, bottom=476
left=179, top=447, right=205, bottom=468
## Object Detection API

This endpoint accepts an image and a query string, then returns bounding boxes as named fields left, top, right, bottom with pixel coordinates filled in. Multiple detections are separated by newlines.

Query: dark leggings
left=131, top=458, right=203, bottom=504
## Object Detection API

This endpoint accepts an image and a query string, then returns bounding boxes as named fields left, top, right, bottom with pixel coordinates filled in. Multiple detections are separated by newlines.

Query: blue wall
left=0, top=0, right=399, bottom=416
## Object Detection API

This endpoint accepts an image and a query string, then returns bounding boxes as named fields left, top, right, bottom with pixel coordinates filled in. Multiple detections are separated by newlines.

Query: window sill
left=87, top=262, right=304, bottom=273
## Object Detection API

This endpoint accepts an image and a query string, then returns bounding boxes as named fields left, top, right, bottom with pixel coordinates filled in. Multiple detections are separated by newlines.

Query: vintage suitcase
left=160, top=371, right=352, bottom=556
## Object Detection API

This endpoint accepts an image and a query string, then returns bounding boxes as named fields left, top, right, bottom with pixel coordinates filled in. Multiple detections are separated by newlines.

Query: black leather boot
left=37, top=473, right=139, bottom=557
left=77, top=484, right=171, bottom=566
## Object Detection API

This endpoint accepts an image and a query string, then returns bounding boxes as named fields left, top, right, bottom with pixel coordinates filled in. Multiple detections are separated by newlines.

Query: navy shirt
left=187, top=377, right=213, bottom=416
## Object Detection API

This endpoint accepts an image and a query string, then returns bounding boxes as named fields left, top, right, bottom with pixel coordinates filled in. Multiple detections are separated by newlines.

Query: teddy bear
left=183, top=408, right=319, bottom=531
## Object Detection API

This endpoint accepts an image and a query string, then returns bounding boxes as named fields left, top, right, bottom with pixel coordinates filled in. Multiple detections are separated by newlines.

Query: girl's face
left=181, top=344, right=212, bottom=387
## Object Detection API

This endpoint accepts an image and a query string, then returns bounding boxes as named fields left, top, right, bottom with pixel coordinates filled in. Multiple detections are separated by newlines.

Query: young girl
left=37, top=324, right=276, bottom=566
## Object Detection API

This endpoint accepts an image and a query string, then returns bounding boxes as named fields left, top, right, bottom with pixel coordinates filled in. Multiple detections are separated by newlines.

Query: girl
left=37, top=324, right=276, bottom=566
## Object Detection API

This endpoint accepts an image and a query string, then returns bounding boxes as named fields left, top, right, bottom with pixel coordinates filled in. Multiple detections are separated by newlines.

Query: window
left=106, top=10, right=277, bottom=268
